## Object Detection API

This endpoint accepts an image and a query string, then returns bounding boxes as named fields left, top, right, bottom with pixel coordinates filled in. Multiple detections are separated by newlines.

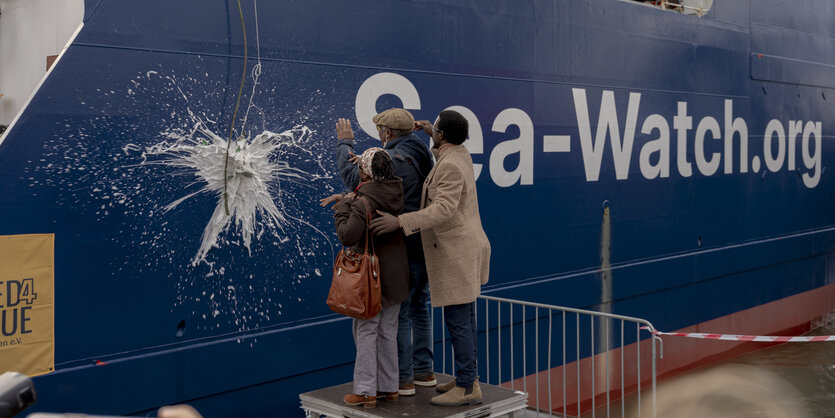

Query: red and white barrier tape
left=640, top=326, right=835, bottom=342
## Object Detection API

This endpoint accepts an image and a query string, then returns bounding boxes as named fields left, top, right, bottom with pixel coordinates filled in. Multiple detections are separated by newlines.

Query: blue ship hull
left=1, top=0, right=834, bottom=415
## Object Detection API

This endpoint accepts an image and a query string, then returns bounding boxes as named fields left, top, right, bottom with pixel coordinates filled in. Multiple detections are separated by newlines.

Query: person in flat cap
left=369, top=110, right=490, bottom=406
left=331, top=108, right=437, bottom=397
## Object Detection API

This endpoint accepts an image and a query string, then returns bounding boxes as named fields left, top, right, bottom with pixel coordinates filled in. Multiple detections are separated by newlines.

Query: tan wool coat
left=398, top=144, right=491, bottom=307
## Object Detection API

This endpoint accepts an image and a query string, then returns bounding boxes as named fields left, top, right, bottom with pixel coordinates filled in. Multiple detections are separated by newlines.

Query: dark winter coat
left=335, top=133, right=434, bottom=260
left=333, top=179, right=409, bottom=307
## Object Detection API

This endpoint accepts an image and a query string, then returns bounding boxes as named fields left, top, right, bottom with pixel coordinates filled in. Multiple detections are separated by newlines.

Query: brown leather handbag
left=326, top=197, right=382, bottom=319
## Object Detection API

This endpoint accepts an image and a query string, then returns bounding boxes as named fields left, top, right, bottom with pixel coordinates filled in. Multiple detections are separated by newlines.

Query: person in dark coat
left=321, top=147, right=409, bottom=408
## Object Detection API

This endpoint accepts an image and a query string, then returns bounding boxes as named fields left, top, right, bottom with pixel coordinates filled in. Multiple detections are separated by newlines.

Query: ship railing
left=659, top=0, right=712, bottom=17
left=432, top=295, right=662, bottom=418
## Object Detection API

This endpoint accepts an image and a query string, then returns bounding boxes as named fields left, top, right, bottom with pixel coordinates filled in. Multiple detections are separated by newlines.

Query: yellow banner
left=0, top=234, right=54, bottom=376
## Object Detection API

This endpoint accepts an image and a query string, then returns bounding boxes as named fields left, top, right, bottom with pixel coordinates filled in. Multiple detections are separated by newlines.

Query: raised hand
left=320, top=193, right=344, bottom=207
left=336, top=118, right=354, bottom=141
left=413, top=120, right=434, bottom=136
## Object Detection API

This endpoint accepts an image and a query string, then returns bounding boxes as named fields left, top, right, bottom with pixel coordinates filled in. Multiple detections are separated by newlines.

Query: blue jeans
left=397, top=260, right=433, bottom=383
left=443, top=302, right=478, bottom=388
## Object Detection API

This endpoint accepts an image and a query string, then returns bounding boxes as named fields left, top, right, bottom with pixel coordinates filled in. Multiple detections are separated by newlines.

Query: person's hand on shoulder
left=369, top=210, right=400, bottom=235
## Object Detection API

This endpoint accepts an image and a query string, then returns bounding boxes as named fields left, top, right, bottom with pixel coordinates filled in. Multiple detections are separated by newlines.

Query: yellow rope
left=223, top=0, right=248, bottom=216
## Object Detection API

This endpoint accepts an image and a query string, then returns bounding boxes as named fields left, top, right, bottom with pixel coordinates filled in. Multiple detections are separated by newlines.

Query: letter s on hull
left=355, top=73, right=421, bottom=139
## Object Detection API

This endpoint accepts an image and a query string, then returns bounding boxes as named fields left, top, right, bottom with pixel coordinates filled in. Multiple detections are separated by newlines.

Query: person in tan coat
left=370, top=110, right=491, bottom=406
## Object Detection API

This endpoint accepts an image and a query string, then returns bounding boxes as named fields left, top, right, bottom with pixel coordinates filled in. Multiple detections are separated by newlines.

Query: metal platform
left=299, top=374, right=528, bottom=418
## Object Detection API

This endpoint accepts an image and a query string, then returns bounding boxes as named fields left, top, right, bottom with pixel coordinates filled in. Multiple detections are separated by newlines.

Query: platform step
left=299, top=374, right=528, bottom=418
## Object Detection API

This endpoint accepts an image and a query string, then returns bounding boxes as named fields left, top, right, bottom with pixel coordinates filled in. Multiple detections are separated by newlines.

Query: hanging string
left=254, top=0, right=261, bottom=62
left=239, top=0, right=263, bottom=135
left=222, top=0, right=249, bottom=216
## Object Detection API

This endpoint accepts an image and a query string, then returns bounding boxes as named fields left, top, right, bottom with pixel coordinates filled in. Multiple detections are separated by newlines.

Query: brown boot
left=430, top=383, right=482, bottom=406
left=398, top=382, right=416, bottom=396
left=435, top=377, right=456, bottom=393
left=414, top=372, right=438, bottom=387
left=343, top=393, right=376, bottom=408
left=376, top=391, right=399, bottom=401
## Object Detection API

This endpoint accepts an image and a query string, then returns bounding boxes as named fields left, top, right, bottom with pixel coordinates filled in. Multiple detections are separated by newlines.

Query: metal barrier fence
left=432, top=295, right=662, bottom=418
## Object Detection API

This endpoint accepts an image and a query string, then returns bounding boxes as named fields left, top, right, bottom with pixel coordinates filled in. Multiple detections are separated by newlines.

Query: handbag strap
left=358, top=196, right=376, bottom=255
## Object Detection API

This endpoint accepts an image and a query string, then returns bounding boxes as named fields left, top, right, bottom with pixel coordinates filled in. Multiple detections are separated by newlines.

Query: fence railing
left=432, top=295, right=662, bottom=418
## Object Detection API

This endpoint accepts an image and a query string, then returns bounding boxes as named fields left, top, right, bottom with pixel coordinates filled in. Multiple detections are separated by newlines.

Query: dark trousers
left=443, top=301, right=477, bottom=388
left=397, top=260, right=433, bottom=383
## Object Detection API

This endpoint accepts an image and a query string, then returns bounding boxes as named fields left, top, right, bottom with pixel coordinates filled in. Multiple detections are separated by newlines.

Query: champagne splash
left=139, top=119, right=324, bottom=266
